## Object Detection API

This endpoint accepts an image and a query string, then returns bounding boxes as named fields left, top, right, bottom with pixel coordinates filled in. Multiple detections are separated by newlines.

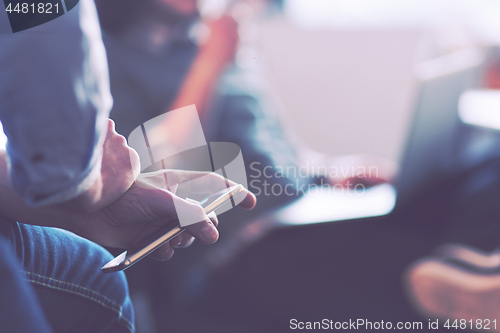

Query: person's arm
left=0, top=0, right=115, bottom=208
left=0, top=98, right=255, bottom=259
left=0, top=144, right=256, bottom=260
left=0, top=119, right=139, bottom=222
left=144, top=16, right=239, bottom=158
left=0, top=1, right=255, bottom=261
left=170, top=15, right=238, bottom=114
left=0, top=149, right=74, bottom=228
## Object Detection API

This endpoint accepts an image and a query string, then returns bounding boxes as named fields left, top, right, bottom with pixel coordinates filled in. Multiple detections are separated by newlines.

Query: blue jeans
left=0, top=220, right=135, bottom=333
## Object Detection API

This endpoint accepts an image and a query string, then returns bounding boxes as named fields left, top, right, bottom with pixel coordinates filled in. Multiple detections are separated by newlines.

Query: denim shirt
left=0, top=0, right=111, bottom=207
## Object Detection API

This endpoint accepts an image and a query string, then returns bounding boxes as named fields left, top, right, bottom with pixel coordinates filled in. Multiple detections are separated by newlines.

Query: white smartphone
left=101, top=184, right=245, bottom=273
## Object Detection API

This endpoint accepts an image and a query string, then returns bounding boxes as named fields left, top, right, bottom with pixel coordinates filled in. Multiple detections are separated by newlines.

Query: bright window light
left=459, top=90, right=500, bottom=130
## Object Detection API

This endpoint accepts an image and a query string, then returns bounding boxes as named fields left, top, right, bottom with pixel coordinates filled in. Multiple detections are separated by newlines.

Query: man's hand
left=0, top=118, right=140, bottom=221
left=0, top=122, right=256, bottom=261
left=75, top=170, right=256, bottom=260
left=98, top=119, right=141, bottom=207
left=327, top=154, right=397, bottom=188
left=66, top=119, right=140, bottom=212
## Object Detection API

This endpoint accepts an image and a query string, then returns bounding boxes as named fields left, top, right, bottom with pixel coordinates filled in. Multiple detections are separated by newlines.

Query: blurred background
left=253, top=0, right=500, bottom=161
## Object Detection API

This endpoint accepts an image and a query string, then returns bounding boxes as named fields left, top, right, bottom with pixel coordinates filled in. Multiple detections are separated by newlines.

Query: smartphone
left=101, top=184, right=245, bottom=273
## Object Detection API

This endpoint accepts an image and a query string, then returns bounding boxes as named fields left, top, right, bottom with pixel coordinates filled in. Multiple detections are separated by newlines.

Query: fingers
left=207, top=211, right=218, bottom=227
left=179, top=209, right=219, bottom=245
left=165, top=170, right=257, bottom=210
left=148, top=231, right=195, bottom=261
left=149, top=242, right=175, bottom=261
left=327, top=154, right=398, bottom=188
left=188, top=172, right=257, bottom=209
left=139, top=169, right=257, bottom=210
left=175, top=236, right=194, bottom=249
left=169, top=211, right=218, bottom=248
left=184, top=218, right=219, bottom=244
left=148, top=212, right=218, bottom=261
left=237, top=191, right=257, bottom=210
left=170, top=231, right=195, bottom=249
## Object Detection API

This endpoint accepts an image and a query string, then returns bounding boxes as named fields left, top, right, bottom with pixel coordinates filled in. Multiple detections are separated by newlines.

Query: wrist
left=58, top=173, right=104, bottom=213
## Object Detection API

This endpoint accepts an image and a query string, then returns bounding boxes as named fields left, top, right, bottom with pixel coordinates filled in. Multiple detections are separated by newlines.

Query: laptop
left=395, top=47, right=485, bottom=206
left=276, top=48, right=486, bottom=225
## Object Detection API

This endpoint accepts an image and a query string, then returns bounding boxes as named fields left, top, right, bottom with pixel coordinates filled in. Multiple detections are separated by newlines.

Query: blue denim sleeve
left=0, top=0, right=112, bottom=207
